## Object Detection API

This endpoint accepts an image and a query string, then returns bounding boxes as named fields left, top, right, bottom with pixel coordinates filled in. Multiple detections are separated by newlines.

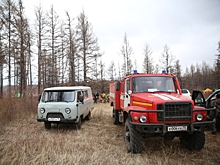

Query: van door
left=76, top=91, right=84, bottom=119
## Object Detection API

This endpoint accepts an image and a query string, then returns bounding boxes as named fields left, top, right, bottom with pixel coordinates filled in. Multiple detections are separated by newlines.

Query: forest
left=0, top=0, right=220, bottom=98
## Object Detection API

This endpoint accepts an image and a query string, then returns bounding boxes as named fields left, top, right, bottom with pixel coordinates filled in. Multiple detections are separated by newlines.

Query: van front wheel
left=44, top=122, right=51, bottom=129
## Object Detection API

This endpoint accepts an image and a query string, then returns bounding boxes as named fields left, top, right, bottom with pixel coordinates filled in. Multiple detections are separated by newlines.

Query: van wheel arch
left=76, top=117, right=82, bottom=129
left=85, top=111, right=91, bottom=120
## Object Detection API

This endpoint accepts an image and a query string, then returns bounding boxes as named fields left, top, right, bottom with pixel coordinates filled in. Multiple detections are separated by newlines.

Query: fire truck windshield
left=132, top=76, right=175, bottom=93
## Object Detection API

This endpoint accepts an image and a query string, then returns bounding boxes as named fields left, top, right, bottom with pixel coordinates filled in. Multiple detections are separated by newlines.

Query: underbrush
left=0, top=97, right=38, bottom=134
left=0, top=102, right=220, bottom=165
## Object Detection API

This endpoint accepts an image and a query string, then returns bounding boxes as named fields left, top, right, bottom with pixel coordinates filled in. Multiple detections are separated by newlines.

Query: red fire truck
left=110, top=70, right=214, bottom=153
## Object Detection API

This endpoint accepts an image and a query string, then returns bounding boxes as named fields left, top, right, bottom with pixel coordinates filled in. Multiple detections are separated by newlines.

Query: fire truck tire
left=180, top=131, right=205, bottom=150
left=113, top=109, right=120, bottom=125
left=125, top=118, right=143, bottom=154
left=44, top=122, right=51, bottom=129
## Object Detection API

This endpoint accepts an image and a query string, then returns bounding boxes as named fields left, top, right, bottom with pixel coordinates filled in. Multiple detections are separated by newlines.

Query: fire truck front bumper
left=131, top=120, right=214, bottom=134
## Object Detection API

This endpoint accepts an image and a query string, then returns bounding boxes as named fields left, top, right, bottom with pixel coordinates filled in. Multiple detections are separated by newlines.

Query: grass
left=0, top=99, right=220, bottom=165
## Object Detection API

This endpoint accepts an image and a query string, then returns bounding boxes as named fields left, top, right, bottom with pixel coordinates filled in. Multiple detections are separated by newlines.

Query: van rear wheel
left=44, top=122, right=51, bottom=129
left=85, top=111, right=91, bottom=120
left=76, top=117, right=82, bottom=129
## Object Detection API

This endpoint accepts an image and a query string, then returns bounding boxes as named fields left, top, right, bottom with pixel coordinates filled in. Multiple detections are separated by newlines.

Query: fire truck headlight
left=196, top=114, right=203, bottom=121
left=140, top=116, right=147, bottom=123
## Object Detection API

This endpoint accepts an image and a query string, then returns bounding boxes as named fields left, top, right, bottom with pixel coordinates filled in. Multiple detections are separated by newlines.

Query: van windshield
left=42, top=91, right=75, bottom=102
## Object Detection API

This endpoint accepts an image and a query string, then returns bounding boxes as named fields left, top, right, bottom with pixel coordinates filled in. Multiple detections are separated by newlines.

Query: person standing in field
left=94, top=92, right=99, bottom=103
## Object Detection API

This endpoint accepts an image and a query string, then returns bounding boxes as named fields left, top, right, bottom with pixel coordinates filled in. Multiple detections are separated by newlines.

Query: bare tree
left=0, top=25, right=5, bottom=97
left=46, top=5, right=61, bottom=86
left=26, top=32, right=33, bottom=96
left=13, top=0, right=31, bottom=96
left=154, top=64, right=160, bottom=74
left=190, top=63, right=195, bottom=90
left=99, top=60, right=105, bottom=92
left=160, top=44, right=175, bottom=74
left=49, top=5, right=58, bottom=86
left=214, top=41, right=220, bottom=88
left=75, top=10, right=101, bottom=83
left=120, top=33, right=133, bottom=76
left=172, top=59, right=181, bottom=80
left=0, top=0, right=17, bottom=97
left=34, top=4, right=48, bottom=93
left=57, top=23, right=68, bottom=84
left=201, top=61, right=213, bottom=89
left=107, top=60, right=116, bottom=80
left=142, top=43, right=153, bottom=73
left=65, top=11, right=76, bottom=85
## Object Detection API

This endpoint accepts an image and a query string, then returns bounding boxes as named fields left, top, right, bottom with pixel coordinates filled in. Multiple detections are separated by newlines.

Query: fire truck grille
left=157, top=103, right=192, bottom=120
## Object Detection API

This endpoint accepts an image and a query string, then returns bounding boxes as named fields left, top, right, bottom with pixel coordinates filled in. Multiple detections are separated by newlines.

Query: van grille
left=157, top=102, right=192, bottom=120
left=47, top=113, right=64, bottom=119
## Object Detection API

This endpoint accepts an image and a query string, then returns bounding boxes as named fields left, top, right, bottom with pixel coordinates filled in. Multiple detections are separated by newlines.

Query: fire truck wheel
left=180, top=131, right=205, bottom=150
left=113, top=109, right=120, bottom=125
left=76, top=117, right=82, bottom=129
left=44, top=122, right=51, bottom=129
left=125, top=118, right=143, bottom=154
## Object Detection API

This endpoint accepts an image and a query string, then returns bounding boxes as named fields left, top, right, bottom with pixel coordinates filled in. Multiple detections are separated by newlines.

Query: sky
left=22, top=0, right=220, bottom=72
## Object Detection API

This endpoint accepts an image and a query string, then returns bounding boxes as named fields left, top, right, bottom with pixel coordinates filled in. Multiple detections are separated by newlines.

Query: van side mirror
left=116, top=81, right=120, bottom=91
left=79, top=95, right=84, bottom=103
left=38, top=94, right=41, bottom=102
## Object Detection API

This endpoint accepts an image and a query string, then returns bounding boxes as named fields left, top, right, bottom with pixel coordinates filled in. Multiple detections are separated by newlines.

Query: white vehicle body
left=37, top=86, right=94, bottom=129
left=181, top=89, right=191, bottom=99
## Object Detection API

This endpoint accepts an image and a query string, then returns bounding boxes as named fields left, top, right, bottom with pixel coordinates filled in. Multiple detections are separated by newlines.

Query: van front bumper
left=37, top=118, right=77, bottom=123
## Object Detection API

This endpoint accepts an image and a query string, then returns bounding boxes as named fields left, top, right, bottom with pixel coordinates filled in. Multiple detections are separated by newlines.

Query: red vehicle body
left=110, top=71, right=214, bottom=153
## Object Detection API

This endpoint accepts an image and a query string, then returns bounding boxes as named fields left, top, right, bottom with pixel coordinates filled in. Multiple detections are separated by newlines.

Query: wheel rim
left=125, top=125, right=131, bottom=152
left=125, top=131, right=130, bottom=142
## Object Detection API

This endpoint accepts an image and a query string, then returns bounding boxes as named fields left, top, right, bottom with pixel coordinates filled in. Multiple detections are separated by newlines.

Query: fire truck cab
left=110, top=70, right=214, bottom=153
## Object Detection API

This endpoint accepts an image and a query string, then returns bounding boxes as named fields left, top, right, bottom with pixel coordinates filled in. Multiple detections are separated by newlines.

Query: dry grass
left=0, top=100, right=220, bottom=165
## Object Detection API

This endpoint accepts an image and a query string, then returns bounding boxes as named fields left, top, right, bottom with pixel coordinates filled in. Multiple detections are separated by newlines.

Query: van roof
left=43, top=86, right=91, bottom=91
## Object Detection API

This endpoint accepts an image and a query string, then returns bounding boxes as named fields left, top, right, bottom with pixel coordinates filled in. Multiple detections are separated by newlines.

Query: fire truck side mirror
left=116, top=81, right=120, bottom=91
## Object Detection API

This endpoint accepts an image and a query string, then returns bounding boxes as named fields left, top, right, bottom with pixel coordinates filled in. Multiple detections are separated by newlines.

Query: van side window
left=77, top=91, right=81, bottom=102
left=84, top=90, right=88, bottom=99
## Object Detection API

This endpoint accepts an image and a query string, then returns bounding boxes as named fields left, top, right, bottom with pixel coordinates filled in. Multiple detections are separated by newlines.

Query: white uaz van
left=37, top=86, right=94, bottom=129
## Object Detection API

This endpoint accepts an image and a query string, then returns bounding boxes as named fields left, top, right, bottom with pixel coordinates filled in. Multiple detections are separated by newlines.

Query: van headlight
left=196, top=114, right=203, bottom=121
left=65, top=108, right=71, bottom=114
left=140, top=116, right=147, bottom=123
left=40, top=108, right=45, bottom=114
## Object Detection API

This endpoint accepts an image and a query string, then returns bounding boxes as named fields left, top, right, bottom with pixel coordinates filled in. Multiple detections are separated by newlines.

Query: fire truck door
left=124, top=78, right=130, bottom=109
